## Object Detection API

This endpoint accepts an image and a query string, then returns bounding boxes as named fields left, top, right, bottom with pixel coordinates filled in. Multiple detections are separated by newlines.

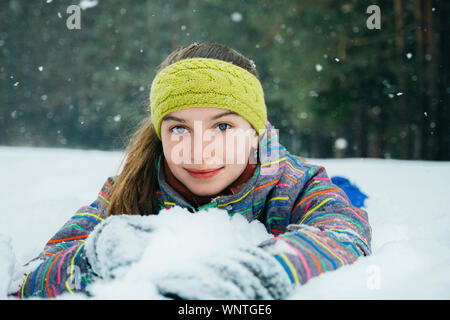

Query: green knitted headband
left=150, top=57, right=267, bottom=139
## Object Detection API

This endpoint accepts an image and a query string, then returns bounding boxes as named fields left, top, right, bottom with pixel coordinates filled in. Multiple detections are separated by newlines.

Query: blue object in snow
left=331, top=176, right=368, bottom=208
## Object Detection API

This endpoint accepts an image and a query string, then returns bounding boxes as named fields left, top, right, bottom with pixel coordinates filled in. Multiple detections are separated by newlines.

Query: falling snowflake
left=79, top=0, right=98, bottom=10
left=334, top=138, right=348, bottom=150
left=231, top=12, right=243, bottom=23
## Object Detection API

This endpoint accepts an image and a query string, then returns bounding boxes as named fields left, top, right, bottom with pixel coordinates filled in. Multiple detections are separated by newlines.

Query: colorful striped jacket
left=13, top=121, right=372, bottom=299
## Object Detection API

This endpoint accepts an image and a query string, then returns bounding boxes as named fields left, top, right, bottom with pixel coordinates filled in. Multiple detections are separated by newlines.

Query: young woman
left=12, top=43, right=372, bottom=299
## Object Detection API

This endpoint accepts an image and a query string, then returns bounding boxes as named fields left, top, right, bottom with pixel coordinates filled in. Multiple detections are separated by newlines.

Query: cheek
left=162, top=134, right=191, bottom=165
left=219, top=162, right=248, bottom=189
left=223, top=135, right=252, bottom=165
left=163, top=143, right=184, bottom=169
left=162, top=144, right=173, bottom=165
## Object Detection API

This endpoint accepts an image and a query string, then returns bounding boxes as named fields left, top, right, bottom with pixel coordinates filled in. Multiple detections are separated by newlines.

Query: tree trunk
left=394, top=0, right=411, bottom=159
left=424, top=0, right=439, bottom=159
left=435, top=0, right=449, bottom=159
left=414, top=0, right=430, bottom=159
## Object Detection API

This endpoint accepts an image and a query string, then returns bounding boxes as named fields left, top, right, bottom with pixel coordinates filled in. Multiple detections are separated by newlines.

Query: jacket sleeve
left=12, top=177, right=115, bottom=299
left=258, top=165, right=372, bottom=286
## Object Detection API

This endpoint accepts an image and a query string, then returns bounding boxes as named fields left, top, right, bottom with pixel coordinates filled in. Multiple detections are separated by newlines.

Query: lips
left=184, top=167, right=224, bottom=179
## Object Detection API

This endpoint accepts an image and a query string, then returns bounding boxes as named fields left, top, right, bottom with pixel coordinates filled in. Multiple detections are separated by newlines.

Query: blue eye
left=171, top=126, right=187, bottom=134
left=216, top=123, right=231, bottom=131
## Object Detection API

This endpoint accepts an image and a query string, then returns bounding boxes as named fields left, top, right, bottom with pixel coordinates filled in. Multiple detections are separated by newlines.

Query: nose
left=191, top=123, right=223, bottom=166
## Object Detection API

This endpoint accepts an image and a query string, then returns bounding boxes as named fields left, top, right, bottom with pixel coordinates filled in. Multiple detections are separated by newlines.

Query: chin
left=183, top=179, right=226, bottom=197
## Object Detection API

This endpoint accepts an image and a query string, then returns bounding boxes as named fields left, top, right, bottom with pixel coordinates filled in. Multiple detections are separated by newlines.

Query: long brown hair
left=105, top=42, right=259, bottom=216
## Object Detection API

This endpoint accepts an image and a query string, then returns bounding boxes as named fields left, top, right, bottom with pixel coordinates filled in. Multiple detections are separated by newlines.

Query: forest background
left=1, top=0, right=448, bottom=160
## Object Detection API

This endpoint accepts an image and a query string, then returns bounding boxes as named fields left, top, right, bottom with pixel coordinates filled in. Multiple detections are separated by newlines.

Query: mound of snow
left=0, top=235, right=18, bottom=297
left=87, top=206, right=272, bottom=299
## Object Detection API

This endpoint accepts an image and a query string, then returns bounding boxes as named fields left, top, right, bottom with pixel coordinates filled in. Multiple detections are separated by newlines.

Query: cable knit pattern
left=150, top=58, right=267, bottom=138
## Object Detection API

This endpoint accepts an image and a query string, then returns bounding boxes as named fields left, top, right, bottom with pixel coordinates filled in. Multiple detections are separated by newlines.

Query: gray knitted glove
left=85, top=215, right=154, bottom=279
left=156, top=246, right=294, bottom=300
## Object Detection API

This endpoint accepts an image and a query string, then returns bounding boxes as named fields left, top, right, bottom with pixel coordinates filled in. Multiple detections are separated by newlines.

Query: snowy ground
left=1, top=145, right=449, bottom=299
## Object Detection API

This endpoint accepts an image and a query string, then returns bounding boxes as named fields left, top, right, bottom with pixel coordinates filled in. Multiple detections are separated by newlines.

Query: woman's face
left=160, top=107, right=259, bottom=196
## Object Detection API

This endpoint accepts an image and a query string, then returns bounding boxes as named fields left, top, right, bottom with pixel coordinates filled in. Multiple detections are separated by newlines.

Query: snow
left=0, top=235, right=17, bottom=296
left=231, top=12, right=243, bottom=23
left=87, top=207, right=273, bottom=299
left=79, top=0, right=98, bottom=10
left=334, top=137, right=348, bottom=150
left=1, top=146, right=449, bottom=299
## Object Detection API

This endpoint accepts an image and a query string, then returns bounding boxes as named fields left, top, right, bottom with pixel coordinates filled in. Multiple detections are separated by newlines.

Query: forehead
left=163, top=107, right=239, bottom=121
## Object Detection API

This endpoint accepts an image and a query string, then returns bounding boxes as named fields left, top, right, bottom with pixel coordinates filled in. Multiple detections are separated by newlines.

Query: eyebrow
left=210, top=110, right=238, bottom=120
left=162, top=111, right=238, bottom=123
left=162, top=115, right=186, bottom=123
